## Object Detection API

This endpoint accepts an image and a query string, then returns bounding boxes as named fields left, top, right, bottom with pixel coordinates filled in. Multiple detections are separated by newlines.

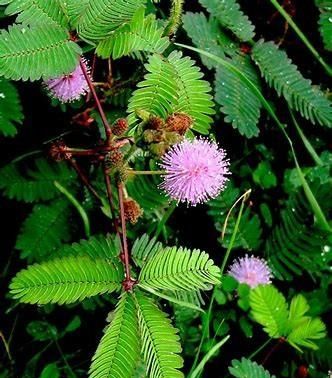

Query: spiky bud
left=49, top=140, right=72, bottom=162
left=148, top=116, right=165, bottom=130
left=166, top=113, right=193, bottom=135
left=105, top=149, right=123, bottom=168
left=149, top=142, right=170, bottom=157
left=112, top=118, right=128, bottom=136
left=123, top=198, right=143, bottom=224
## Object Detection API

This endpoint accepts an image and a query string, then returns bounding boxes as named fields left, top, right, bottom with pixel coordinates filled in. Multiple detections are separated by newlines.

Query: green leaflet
left=0, top=0, right=70, bottom=28
left=0, top=158, right=75, bottom=203
left=250, top=285, right=289, bottom=338
left=96, top=7, right=169, bottom=59
left=317, top=1, right=332, bottom=51
left=266, top=184, right=331, bottom=281
left=128, top=51, right=215, bottom=134
left=252, top=40, right=332, bottom=127
left=182, top=12, right=230, bottom=69
left=16, top=199, right=72, bottom=262
left=77, top=0, right=147, bottom=43
left=215, top=54, right=262, bottom=138
left=139, top=246, right=220, bottom=291
left=199, top=0, right=255, bottom=42
left=59, top=234, right=121, bottom=260
left=0, top=78, right=23, bottom=137
left=0, top=25, right=81, bottom=81
left=90, top=293, right=140, bottom=378
left=229, top=358, right=276, bottom=378
left=135, top=291, right=184, bottom=378
left=250, top=286, right=326, bottom=351
left=10, top=255, right=123, bottom=305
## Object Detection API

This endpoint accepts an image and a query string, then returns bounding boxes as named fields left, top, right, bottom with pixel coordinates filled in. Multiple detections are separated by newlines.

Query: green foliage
left=250, top=285, right=288, bottom=337
left=90, top=293, right=140, bottom=378
left=126, top=174, right=168, bottom=214
left=0, top=78, right=23, bottom=136
left=250, top=285, right=326, bottom=351
left=59, top=234, right=121, bottom=260
left=316, top=0, right=332, bottom=51
left=77, top=0, right=146, bottom=43
left=16, top=199, right=71, bottom=262
left=229, top=358, right=275, bottom=378
left=0, top=0, right=70, bottom=28
left=182, top=12, right=227, bottom=69
left=208, top=184, right=262, bottom=250
left=135, top=291, right=184, bottom=378
left=215, top=54, right=262, bottom=138
left=199, top=0, right=255, bottom=42
left=252, top=40, right=332, bottom=127
left=132, top=234, right=163, bottom=268
left=0, top=158, right=75, bottom=202
left=128, top=51, right=215, bottom=134
left=96, top=8, right=169, bottom=59
left=0, top=25, right=81, bottom=81
left=139, top=246, right=220, bottom=291
left=266, top=185, right=331, bottom=280
left=10, top=255, right=123, bottom=304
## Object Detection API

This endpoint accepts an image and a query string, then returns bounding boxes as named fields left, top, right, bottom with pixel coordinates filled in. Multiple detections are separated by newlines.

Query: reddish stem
left=262, top=337, right=286, bottom=366
left=118, top=182, right=136, bottom=291
left=80, top=59, right=112, bottom=143
left=103, top=164, right=120, bottom=236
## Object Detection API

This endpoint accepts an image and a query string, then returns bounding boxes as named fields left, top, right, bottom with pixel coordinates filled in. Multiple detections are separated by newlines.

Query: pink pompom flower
left=228, top=255, right=272, bottom=288
left=44, top=60, right=89, bottom=103
left=159, top=138, right=230, bottom=206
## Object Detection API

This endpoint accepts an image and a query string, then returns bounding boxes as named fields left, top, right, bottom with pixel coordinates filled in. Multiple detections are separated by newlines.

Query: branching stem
left=80, top=59, right=112, bottom=142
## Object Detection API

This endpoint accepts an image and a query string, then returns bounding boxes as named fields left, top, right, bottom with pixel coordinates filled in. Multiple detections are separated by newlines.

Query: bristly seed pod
left=49, top=140, right=72, bottom=162
left=165, top=113, right=193, bottom=135
left=148, top=116, right=165, bottom=130
left=112, top=118, right=128, bottom=136
left=105, top=149, right=123, bottom=168
left=123, top=198, right=143, bottom=224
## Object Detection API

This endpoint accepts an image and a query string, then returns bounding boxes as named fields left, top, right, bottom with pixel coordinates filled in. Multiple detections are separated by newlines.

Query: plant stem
left=190, top=192, right=248, bottom=376
left=262, top=337, right=286, bottom=365
left=248, top=338, right=273, bottom=360
left=118, top=182, right=135, bottom=290
left=54, top=181, right=91, bottom=238
left=269, top=0, right=332, bottom=76
left=289, top=110, right=324, bottom=166
left=80, top=59, right=112, bottom=142
left=164, top=0, right=185, bottom=36
left=54, top=339, right=76, bottom=378
left=128, top=170, right=166, bottom=176
left=154, top=202, right=177, bottom=239
left=189, top=336, right=230, bottom=378
left=103, top=164, right=120, bottom=236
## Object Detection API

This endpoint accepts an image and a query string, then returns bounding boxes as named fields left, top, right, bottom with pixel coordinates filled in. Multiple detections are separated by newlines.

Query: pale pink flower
left=228, top=255, right=272, bottom=288
left=44, top=60, right=89, bottom=103
left=160, top=138, right=230, bottom=206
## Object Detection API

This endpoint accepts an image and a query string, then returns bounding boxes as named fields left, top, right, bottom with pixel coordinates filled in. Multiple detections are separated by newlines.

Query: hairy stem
left=80, top=59, right=112, bottom=142
left=118, top=182, right=135, bottom=290
left=164, top=0, right=185, bottom=36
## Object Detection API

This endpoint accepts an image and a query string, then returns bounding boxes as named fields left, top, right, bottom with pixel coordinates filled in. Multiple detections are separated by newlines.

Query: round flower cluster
left=44, top=60, right=89, bottom=103
left=228, top=255, right=272, bottom=288
left=160, top=138, right=230, bottom=206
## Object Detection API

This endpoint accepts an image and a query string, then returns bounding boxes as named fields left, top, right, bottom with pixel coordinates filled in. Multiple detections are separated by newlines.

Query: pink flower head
left=159, top=138, right=230, bottom=206
left=44, top=60, right=89, bottom=103
left=228, top=255, right=272, bottom=288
